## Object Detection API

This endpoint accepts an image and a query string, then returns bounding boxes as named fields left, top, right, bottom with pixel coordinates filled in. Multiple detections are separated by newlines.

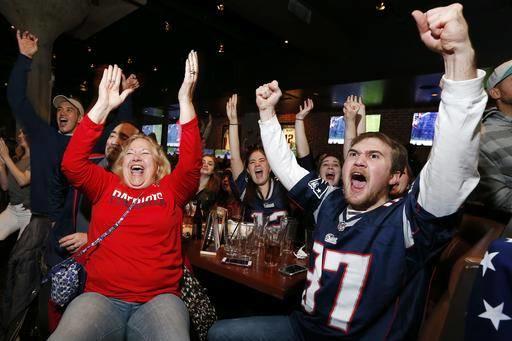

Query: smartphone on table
left=279, top=264, right=308, bottom=277
left=221, top=257, right=252, bottom=267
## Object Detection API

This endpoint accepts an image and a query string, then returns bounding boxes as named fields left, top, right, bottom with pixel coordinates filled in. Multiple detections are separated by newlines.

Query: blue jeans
left=49, top=292, right=189, bottom=340
left=207, top=315, right=303, bottom=341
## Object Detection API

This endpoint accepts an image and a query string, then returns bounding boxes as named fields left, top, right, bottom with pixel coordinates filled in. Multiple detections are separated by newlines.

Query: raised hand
left=412, top=4, right=471, bottom=56
left=121, top=73, right=140, bottom=92
left=97, top=65, right=135, bottom=112
left=256, top=80, right=282, bottom=119
left=343, top=95, right=365, bottom=121
left=178, top=50, right=198, bottom=103
left=296, top=98, right=314, bottom=120
left=16, top=30, right=38, bottom=59
left=226, top=94, right=238, bottom=123
left=0, top=138, right=9, bottom=161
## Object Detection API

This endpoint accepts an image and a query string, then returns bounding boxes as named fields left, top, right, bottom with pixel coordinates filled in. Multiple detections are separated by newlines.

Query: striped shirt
left=473, top=108, right=512, bottom=212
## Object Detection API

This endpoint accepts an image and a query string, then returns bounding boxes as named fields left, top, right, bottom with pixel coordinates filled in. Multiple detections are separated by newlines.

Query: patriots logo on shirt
left=324, top=233, right=338, bottom=244
left=308, top=177, right=328, bottom=199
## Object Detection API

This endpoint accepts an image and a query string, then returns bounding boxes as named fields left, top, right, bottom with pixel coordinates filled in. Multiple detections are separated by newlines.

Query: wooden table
left=183, top=240, right=307, bottom=300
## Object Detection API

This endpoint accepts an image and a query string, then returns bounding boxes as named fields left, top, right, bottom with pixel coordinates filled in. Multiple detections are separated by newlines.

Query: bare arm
left=0, top=139, right=30, bottom=187
left=343, top=95, right=366, bottom=159
left=295, top=99, right=314, bottom=158
left=226, top=94, right=244, bottom=180
left=0, top=161, right=8, bottom=191
left=177, top=51, right=198, bottom=125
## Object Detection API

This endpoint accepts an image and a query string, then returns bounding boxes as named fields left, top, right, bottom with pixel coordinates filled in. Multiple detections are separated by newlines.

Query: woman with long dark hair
left=0, top=128, right=31, bottom=240
left=225, top=94, right=289, bottom=222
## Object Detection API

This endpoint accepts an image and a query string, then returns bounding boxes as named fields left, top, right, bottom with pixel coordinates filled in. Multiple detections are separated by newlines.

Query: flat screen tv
left=141, top=124, right=162, bottom=144
left=215, top=149, right=231, bottom=159
left=410, top=112, right=438, bottom=146
left=328, top=116, right=345, bottom=144
left=167, top=123, right=181, bottom=147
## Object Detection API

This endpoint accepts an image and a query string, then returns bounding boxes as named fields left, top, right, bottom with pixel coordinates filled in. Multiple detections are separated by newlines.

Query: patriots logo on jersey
left=324, top=233, right=338, bottom=244
left=308, top=177, right=328, bottom=199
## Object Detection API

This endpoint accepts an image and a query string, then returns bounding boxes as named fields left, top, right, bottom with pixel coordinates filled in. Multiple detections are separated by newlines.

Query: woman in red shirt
left=50, top=52, right=201, bottom=341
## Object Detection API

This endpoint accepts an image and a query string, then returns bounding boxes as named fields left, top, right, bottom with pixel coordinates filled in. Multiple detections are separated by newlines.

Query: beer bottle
left=193, top=202, right=203, bottom=240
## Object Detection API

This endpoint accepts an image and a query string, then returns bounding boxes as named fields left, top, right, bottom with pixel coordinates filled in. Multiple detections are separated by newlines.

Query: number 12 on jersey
left=302, top=242, right=372, bottom=332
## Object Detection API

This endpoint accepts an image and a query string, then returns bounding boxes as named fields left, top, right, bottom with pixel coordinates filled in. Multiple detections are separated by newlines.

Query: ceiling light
left=152, top=65, right=159, bottom=72
left=80, top=81, right=88, bottom=92
left=217, top=1, right=224, bottom=14
left=376, top=1, right=386, bottom=11
left=217, top=43, right=225, bottom=54
left=163, top=21, right=171, bottom=32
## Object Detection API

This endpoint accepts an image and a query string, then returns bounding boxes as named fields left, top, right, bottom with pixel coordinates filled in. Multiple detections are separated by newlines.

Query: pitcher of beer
left=263, top=222, right=286, bottom=267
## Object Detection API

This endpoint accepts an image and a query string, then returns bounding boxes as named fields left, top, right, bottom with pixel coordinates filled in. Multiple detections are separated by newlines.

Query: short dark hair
left=116, top=120, right=141, bottom=133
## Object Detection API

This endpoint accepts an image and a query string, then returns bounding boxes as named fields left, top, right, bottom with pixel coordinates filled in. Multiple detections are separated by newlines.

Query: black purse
left=180, top=266, right=217, bottom=341
left=43, top=197, right=139, bottom=307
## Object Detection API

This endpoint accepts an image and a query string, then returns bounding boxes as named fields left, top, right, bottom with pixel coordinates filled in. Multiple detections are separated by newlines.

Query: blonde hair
left=112, top=134, right=171, bottom=183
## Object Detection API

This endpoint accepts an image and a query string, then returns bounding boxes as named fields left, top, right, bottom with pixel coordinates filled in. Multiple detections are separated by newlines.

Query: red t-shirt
left=62, top=115, right=201, bottom=303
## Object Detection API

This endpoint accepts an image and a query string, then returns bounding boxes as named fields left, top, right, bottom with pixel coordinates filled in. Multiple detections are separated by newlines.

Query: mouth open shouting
left=122, top=138, right=157, bottom=189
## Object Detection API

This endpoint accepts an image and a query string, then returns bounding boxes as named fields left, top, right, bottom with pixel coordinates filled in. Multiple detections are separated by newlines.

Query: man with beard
left=208, top=3, right=487, bottom=340
left=471, top=59, right=512, bottom=212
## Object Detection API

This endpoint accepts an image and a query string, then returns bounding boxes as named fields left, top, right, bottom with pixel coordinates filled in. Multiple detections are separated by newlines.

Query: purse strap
left=72, top=194, right=141, bottom=259
left=42, top=192, right=144, bottom=284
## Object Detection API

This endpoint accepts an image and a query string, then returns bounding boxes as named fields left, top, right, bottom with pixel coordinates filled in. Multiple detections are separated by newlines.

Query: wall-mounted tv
left=365, top=114, right=381, bottom=132
left=410, top=112, right=438, bottom=146
left=142, top=124, right=162, bottom=144
left=328, top=116, right=345, bottom=144
left=167, top=124, right=181, bottom=147
left=203, top=148, right=214, bottom=155
left=167, top=146, right=179, bottom=155
left=215, top=149, right=231, bottom=159
left=328, top=114, right=382, bottom=144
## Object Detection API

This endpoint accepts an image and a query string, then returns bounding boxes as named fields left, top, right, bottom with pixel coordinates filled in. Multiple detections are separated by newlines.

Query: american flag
left=465, top=238, right=512, bottom=340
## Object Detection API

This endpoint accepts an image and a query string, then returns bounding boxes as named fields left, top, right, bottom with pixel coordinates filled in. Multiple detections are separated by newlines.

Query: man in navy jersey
left=208, top=3, right=487, bottom=340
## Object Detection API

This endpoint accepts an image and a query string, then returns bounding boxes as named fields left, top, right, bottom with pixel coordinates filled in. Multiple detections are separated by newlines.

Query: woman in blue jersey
left=225, top=94, right=289, bottom=222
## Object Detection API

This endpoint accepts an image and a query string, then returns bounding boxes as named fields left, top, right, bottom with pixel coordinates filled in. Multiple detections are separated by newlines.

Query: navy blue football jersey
left=288, top=172, right=456, bottom=340
left=231, top=170, right=289, bottom=222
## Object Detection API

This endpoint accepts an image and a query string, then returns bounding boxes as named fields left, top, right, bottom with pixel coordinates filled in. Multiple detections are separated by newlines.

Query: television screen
left=142, top=124, right=162, bottom=144
left=167, top=123, right=181, bottom=147
left=410, top=112, right=438, bottom=146
left=203, top=148, right=214, bottom=155
left=167, top=146, right=179, bottom=155
left=142, top=107, right=164, bottom=117
left=215, top=149, right=231, bottom=159
left=366, top=114, right=381, bottom=132
left=328, top=116, right=345, bottom=144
